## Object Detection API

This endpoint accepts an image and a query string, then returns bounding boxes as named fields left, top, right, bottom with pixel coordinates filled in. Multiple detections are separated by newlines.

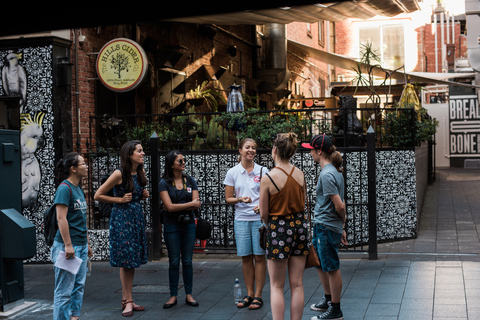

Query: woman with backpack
left=158, top=150, right=201, bottom=309
left=51, top=152, right=92, bottom=320
left=94, top=140, right=150, bottom=317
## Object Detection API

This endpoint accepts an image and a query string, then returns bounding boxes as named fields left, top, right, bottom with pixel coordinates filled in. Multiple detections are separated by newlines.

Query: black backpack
left=43, top=182, right=71, bottom=247
left=98, top=174, right=114, bottom=218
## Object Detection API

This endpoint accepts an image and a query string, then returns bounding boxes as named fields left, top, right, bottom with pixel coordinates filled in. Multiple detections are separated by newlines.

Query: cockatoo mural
left=2, top=51, right=27, bottom=113
left=21, top=112, right=45, bottom=210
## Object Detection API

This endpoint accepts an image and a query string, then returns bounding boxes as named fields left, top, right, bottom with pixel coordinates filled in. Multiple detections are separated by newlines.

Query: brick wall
left=287, top=22, right=330, bottom=97
left=420, top=22, right=467, bottom=73
left=70, top=23, right=256, bottom=153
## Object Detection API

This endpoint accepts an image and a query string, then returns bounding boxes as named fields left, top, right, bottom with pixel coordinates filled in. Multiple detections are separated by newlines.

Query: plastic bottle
left=233, top=278, right=242, bottom=305
left=86, top=257, right=92, bottom=276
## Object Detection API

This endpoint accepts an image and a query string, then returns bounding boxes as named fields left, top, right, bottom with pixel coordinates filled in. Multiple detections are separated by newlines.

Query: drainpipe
left=433, top=13, right=438, bottom=72
left=451, top=13, right=455, bottom=46
left=465, top=0, right=480, bottom=98
left=257, top=23, right=291, bottom=93
left=440, top=11, right=446, bottom=72
left=74, top=29, right=80, bottom=152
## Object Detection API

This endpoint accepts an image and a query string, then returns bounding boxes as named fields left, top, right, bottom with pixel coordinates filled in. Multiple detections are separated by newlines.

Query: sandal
left=122, top=301, right=134, bottom=317
left=121, top=299, right=145, bottom=311
left=237, top=295, right=253, bottom=308
left=249, top=297, right=263, bottom=310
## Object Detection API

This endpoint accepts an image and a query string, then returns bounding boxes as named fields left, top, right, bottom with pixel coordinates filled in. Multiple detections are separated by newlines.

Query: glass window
left=318, top=21, right=324, bottom=44
left=359, top=24, right=404, bottom=69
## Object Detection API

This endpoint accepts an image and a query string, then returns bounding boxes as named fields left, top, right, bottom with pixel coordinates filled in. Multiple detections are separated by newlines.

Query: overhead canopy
left=0, top=1, right=421, bottom=37
left=164, top=0, right=421, bottom=24
left=288, top=40, right=479, bottom=88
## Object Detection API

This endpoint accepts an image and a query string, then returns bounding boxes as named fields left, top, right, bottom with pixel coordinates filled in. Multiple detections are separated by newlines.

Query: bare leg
left=317, top=268, right=342, bottom=303
left=327, top=269, right=342, bottom=303
left=316, top=268, right=331, bottom=295
left=267, top=259, right=288, bottom=320
left=287, top=256, right=306, bottom=320
left=237, top=255, right=255, bottom=307
left=120, top=267, right=135, bottom=312
left=254, top=255, right=267, bottom=297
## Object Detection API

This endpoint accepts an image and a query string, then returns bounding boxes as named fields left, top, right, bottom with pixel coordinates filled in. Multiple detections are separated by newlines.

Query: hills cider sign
left=449, top=95, right=480, bottom=155
left=96, top=38, right=148, bottom=92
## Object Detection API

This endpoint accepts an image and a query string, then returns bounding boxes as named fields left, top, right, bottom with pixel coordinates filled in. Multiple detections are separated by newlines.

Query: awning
left=164, top=0, right=421, bottom=24
left=0, top=1, right=420, bottom=37
left=288, top=40, right=479, bottom=88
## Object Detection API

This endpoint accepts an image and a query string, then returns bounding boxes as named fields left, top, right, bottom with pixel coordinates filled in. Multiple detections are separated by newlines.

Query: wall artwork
left=0, top=45, right=55, bottom=262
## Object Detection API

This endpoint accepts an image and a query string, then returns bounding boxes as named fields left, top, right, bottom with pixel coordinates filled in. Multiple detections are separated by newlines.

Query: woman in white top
left=224, top=138, right=268, bottom=310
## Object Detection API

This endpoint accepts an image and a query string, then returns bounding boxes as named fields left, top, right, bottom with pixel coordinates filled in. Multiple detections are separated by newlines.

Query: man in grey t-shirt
left=302, top=134, right=347, bottom=320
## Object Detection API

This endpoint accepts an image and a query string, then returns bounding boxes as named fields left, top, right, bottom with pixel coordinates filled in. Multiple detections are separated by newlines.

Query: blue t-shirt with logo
left=53, top=180, right=88, bottom=246
left=312, top=163, right=345, bottom=235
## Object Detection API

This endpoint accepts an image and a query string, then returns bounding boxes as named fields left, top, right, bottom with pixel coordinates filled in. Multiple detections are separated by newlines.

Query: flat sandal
left=122, top=301, right=134, bottom=317
left=122, top=299, right=145, bottom=311
left=237, top=296, right=253, bottom=308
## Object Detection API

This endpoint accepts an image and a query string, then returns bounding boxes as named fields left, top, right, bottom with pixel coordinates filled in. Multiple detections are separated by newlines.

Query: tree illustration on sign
left=110, top=52, right=130, bottom=78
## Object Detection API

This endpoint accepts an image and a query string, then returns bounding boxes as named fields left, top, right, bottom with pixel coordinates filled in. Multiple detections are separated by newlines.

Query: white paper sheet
left=54, top=251, right=83, bottom=275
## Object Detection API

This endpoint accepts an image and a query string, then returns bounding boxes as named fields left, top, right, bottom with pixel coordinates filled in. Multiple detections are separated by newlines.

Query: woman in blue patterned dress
left=94, top=140, right=150, bottom=317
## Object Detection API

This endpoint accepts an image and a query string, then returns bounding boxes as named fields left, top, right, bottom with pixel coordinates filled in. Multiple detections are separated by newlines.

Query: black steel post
left=367, top=125, right=377, bottom=260
left=149, top=132, right=162, bottom=260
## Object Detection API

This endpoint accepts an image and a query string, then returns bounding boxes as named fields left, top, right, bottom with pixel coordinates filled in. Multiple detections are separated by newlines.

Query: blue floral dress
left=109, top=173, right=148, bottom=268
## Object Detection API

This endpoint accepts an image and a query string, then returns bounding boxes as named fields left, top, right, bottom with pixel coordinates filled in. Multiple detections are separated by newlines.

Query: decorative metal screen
left=83, top=147, right=417, bottom=261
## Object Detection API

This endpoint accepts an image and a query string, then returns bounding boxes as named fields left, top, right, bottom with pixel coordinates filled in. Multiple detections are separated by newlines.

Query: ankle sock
left=325, top=294, right=332, bottom=302
left=331, top=302, right=341, bottom=309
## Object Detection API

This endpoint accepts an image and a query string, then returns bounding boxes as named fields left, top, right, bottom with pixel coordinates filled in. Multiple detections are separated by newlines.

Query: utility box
left=0, top=130, right=21, bottom=213
left=0, top=209, right=36, bottom=259
left=0, top=129, right=36, bottom=312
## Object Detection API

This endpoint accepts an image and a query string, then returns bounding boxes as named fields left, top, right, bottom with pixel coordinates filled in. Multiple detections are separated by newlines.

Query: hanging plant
left=186, top=80, right=226, bottom=112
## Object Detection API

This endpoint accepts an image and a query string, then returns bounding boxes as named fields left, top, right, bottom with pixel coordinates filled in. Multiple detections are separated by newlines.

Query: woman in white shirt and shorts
left=224, top=138, right=267, bottom=310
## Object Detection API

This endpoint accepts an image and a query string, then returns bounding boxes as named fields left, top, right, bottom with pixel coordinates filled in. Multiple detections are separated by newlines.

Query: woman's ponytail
left=325, top=146, right=343, bottom=173
left=55, top=152, right=80, bottom=186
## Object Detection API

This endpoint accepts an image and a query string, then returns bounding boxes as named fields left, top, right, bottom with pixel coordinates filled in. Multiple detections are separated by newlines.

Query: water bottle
left=86, top=257, right=92, bottom=276
left=233, top=278, right=242, bottom=305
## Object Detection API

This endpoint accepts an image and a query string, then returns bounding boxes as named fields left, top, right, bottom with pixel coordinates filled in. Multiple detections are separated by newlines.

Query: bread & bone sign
left=449, top=95, right=480, bottom=155
left=96, top=38, right=148, bottom=92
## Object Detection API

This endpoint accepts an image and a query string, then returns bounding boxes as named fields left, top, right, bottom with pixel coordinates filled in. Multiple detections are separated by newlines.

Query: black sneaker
left=310, top=304, right=343, bottom=320
left=310, top=297, right=331, bottom=312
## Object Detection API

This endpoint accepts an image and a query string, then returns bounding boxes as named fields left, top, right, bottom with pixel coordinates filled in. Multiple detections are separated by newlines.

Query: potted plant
left=186, top=80, right=226, bottom=112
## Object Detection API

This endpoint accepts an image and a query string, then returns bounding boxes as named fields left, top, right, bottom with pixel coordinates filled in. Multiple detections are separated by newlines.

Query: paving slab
left=4, top=168, right=480, bottom=319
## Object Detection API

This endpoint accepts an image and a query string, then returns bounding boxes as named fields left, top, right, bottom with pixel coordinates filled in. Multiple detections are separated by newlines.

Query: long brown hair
left=120, top=140, right=147, bottom=191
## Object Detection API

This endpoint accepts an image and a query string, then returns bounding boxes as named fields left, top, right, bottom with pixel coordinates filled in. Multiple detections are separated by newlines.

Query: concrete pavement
left=4, top=168, right=480, bottom=319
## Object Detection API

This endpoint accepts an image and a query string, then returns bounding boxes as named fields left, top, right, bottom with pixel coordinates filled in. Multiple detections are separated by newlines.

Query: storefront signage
left=449, top=95, right=480, bottom=154
left=96, top=38, right=148, bottom=92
